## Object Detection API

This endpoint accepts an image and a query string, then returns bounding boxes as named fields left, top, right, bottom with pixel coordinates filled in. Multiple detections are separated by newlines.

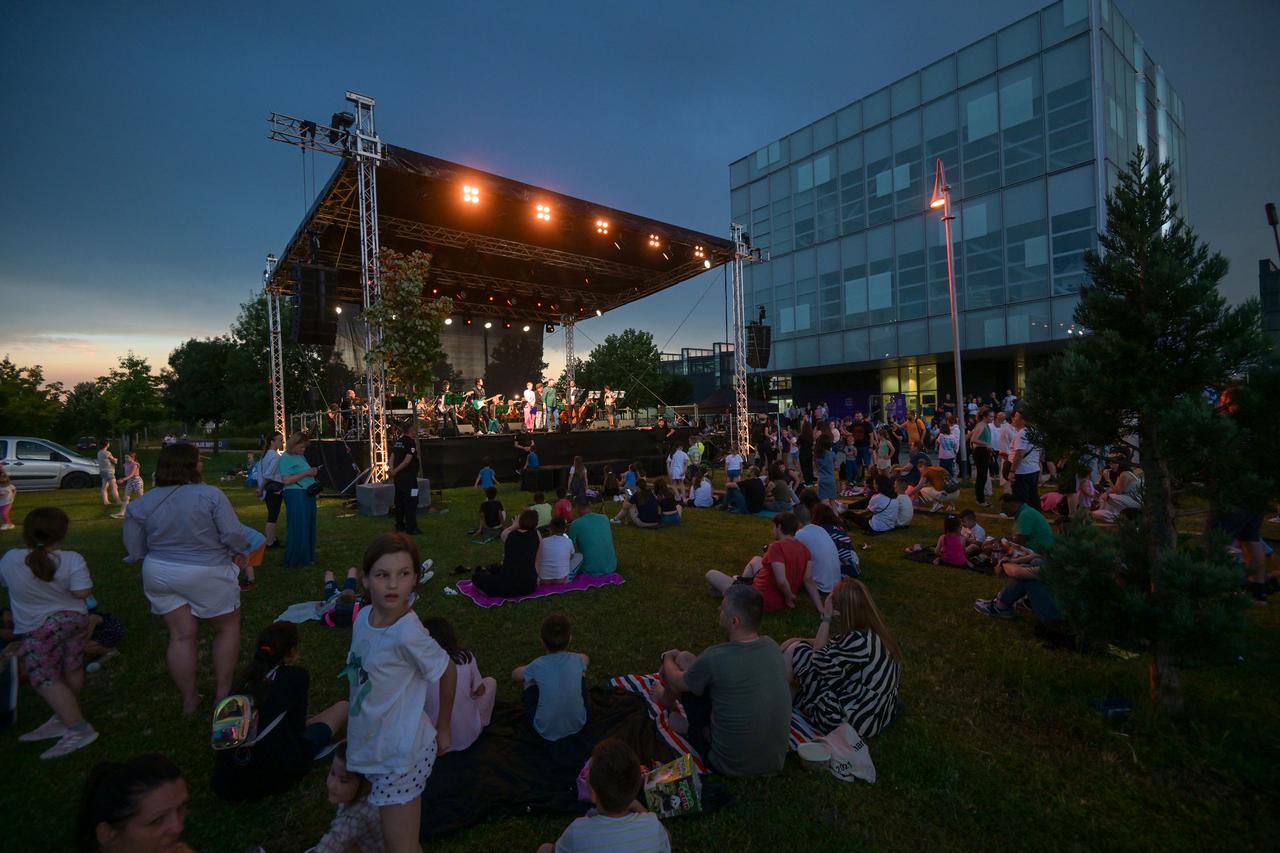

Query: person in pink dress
left=422, top=617, right=497, bottom=753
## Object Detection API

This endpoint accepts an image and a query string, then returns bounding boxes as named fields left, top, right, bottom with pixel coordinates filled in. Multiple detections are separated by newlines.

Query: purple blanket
left=456, top=572, right=625, bottom=607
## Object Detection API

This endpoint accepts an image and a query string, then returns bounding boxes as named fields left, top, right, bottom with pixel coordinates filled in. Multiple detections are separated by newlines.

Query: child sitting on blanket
left=423, top=617, right=497, bottom=754
left=512, top=612, right=589, bottom=743
left=903, top=514, right=972, bottom=568
left=960, top=510, right=987, bottom=559
left=310, top=742, right=385, bottom=852
left=552, top=487, right=574, bottom=524
left=536, top=738, right=670, bottom=853
left=537, top=517, right=582, bottom=584
left=529, top=491, right=553, bottom=531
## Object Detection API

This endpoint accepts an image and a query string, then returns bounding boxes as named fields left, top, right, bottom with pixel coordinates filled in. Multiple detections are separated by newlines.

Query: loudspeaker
left=505, top=422, right=523, bottom=432
left=456, top=423, right=475, bottom=435
left=293, top=264, right=338, bottom=346
left=746, top=322, right=772, bottom=369
left=617, top=418, right=636, bottom=428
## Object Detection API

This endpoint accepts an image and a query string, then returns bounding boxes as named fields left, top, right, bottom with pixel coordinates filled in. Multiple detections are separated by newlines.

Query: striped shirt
left=792, top=630, right=900, bottom=738
left=554, top=811, right=670, bottom=853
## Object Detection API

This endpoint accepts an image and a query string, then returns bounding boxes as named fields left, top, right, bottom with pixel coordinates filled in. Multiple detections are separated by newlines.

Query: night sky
left=3, top=0, right=1277, bottom=388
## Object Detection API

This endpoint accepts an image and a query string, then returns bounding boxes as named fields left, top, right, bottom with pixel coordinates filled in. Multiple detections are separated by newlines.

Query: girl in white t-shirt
left=343, top=533, right=457, bottom=851
left=724, top=452, right=744, bottom=483
left=0, top=507, right=98, bottom=759
left=690, top=466, right=715, bottom=508
left=537, top=517, right=581, bottom=584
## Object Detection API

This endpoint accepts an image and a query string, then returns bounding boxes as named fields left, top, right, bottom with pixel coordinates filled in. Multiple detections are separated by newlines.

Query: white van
left=0, top=436, right=100, bottom=490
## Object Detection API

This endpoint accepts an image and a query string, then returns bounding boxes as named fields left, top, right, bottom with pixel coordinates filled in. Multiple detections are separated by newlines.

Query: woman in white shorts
left=123, top=443, right=251, bottom=715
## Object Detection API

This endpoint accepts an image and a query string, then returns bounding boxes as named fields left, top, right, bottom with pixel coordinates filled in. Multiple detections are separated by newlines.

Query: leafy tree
left=0, top=357, right=63, bottom=435
left=485, top=331, right=549, bottom=396
left=431, top=355, right=463, bottom=391
left=361, top=249, right=453, bottom=398
left=166, top=337, right=236, bottom=453
left=228, top=292, right=333, bottom=429
left=55, top=381, right=108, bottom=443
left=98, top=353, right=166, bottom=450
left=561, top=329, right=690, bottom=410
left=1027, top=150, right=1271, bottom=714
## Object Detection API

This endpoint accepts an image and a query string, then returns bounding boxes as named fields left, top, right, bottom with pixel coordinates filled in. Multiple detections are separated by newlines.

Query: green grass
left=2, top=458, right=1278, bottom=852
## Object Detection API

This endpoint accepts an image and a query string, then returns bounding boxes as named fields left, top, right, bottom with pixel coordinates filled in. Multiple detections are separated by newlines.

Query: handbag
left=305, top=482, right=323, bottom=497
left=264, top=481, right=285, bottom=494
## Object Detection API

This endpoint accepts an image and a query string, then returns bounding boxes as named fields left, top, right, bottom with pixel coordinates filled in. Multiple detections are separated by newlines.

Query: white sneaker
left=0, top=523, right=14, bottom=531
left=930, top=502, right=943, bottom=513
left=40, top=726, right=98, bottom=759
left=419, top=559, right=434, bottom=585
left=19, top=715, right=68, bottom=742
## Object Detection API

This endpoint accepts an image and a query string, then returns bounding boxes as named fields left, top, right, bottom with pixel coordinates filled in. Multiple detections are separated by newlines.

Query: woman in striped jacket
left=781, top=579, right=901, bottom=737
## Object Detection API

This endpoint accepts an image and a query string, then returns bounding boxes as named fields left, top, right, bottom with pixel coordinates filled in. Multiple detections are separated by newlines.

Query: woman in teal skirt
left=278, top=433, right=319, bottom=569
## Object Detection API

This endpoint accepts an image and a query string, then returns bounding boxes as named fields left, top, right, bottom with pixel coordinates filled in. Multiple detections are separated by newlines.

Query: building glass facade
left=729, top=0, right=1187, bottom=392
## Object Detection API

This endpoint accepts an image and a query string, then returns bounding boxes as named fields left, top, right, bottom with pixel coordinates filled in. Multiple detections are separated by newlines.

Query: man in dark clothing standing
left=389, top=420, right=422, bottom=534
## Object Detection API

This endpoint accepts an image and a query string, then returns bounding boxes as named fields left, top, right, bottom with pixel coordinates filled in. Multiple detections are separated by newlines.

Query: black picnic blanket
left=901, top=547, right=993, bottom=575
left=420, top=685, right=682, bottom=839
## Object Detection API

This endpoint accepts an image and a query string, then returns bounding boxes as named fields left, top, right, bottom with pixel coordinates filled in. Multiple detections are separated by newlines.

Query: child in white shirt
left=537, top=517, right=582, bottom=584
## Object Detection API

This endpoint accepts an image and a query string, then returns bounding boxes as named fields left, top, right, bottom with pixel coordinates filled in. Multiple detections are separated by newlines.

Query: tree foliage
left=485, top=331, right=549, bottom=396
left=1027, top=149, right=1272, bottom=713
left=362, top=249, right=453, bottom=398
left=97, top=353, right=165, bottom=447
left=229, top=292, right=331, bottom=425
left=166, top=337, right=237, bottom=450
left=0, top=357, right=63, bottom=435
left=560, top=328, right=692, bottom=409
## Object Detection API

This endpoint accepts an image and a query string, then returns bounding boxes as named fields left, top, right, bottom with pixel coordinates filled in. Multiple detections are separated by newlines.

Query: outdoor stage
left=308, top=426, right=706, bottom=491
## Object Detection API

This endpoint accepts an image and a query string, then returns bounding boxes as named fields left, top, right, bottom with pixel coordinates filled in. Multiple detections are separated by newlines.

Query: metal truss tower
left=562, top=315, right=575, bottom=384
left=729, top=224, right=751, bottom=458
left=263, top=253, right=286, bottom=440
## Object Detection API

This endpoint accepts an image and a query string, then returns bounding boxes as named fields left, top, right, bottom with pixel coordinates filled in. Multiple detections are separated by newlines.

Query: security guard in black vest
left=389, top=420, right=422, bottom=534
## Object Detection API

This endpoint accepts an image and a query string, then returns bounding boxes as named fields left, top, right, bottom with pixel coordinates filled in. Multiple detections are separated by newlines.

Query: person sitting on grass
left=623, top=462, right=640, bottom=495
left=317, top=567, right=366, bottom=628
left=211, top=621, right=348, bottom=802
left=474, top=456, right=498, bottom=490
left=846, top=477, right=898, bottom=534
left=552, top=487, right=574, bottom=524
left=764, top=462, right=796, bottom=513
left=655, top=478, right=683, bottom=526
left=466, top=486, right=506, bottom=541
left=974, top=494, right=1061, bottom=621
left=611, top=478, right=660, bottom=528
left=810, top=502, right=859, bottom=579
left=423, top=617, right=497, bottom=754
left=601, top=466, right=622, bottom=502
left=528, top=491, right=552, bottom=531
left=704, top=512, right=823, bottom=614
left=795, top=505, right=843, bottom=594
left=309, top=742, right=384, bottom=853
left=470, top=509, right=540, bottom=598
left=960, top=509, right=987, bottom=560
left=893, top=477, right=914, bottom=528
left=780, top=578, right=901, bottom=737
left=512, top=612, right=589, bottom=743
left=1000, top=492, right=1054, bottom=554
left=537, top=517, right=582, bottom=584
left=536, top=738, right=670, bottom=853
left=903, top=513, right=972, bottom=568
left=569, top=496, right=617, bottom=576
left=657, top=585, right=791, bottom=777
left=689, top=466, right=715, bottom=508
left=909, top=458, right=960, bottom=513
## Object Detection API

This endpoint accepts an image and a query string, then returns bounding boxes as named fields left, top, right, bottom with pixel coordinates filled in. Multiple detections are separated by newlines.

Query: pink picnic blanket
left=455, top=572, right=625, bottom=607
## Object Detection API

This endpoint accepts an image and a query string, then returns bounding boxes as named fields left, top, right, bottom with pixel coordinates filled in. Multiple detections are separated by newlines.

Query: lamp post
left=930, top=159, right=967, bottom=478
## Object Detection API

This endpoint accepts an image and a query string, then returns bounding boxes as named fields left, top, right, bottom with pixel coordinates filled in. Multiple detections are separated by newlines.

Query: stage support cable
left=264, top=253, right=286, bottom=440
left=562, top=315, right=575, bottom=384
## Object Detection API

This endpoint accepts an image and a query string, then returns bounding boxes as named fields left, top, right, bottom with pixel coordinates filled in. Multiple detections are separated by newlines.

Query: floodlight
left=462, top=184, right=480, bottom=204
left=536, top=203, right=552, bottom=222
left=545, top=323, right=556, bottom=333
left=648, top=233, right=661, bottom=248
left=596, top=219, right=610, bottom=235
left=694, top=245, right=705, bottom=258
left=703, top=259, right=712, bottom=269
left=523, top=324, right=531, bottom=332
left=484, top=321, right=493, bottom=329
left=595, top=309, right=603, bottom=317
left=444, top=317, right=453, bottom=325
left=334, top=306, right=342, bottom=314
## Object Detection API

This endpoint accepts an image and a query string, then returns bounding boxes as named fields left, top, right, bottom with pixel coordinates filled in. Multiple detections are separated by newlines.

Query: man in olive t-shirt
left=659, top=585, right=791, bottom=777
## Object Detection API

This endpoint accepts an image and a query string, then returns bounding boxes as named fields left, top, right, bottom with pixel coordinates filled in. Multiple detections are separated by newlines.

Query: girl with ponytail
left=0, top=506, right=99, bottom=758
left=211, top=620, right=348, bottom=802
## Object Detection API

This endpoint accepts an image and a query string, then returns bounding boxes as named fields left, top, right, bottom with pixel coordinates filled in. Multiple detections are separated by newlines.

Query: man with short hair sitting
left=568, top=495, right=618, bottom=576
left=658, top=585, right=792, bottom=777
left=704, top=512, right=823, bottom=613
left=974, top=493, right=1060, bottom=621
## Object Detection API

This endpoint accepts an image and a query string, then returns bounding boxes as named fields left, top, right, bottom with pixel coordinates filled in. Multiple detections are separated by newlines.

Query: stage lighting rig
left=648, top=233, right=661, bottom=248
left=463, top=184, right=480, bottom=204
left=596, top=219, right=610, bottom=235
left=328, top=111, right=354, bottom=144
left=536, top=203, right=552, bottom=222
left=545, top=323, right=556, bottom=333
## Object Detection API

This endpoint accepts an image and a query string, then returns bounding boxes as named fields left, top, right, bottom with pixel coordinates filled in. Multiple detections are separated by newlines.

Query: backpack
left=211, top=677, right=286, bottom=752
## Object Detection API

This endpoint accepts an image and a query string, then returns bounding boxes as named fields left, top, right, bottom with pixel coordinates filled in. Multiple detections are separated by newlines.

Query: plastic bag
left=822, top=723, right=876, bottom=783
left=643, top=753, right=702, bottom=817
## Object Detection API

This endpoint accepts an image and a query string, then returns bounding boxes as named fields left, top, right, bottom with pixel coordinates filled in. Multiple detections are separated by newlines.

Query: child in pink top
left=933, top=514, right=971, bottom=568
left=422, top=617, right=497, bottom=754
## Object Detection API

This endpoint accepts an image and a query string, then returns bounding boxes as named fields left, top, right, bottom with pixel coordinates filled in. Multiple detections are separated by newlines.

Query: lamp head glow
left=334, top=306, right=342, bottom=314
left=929, top=158, right=948, bottom=210
left=522, top=324, right=531, bottom=332
left=484, top=321, right=493, bottom=329
left=703, top=259, right=712, bottom=269
left=462, top=184, right=480, bottom=204
left=444, top=317, right=453, bottom=325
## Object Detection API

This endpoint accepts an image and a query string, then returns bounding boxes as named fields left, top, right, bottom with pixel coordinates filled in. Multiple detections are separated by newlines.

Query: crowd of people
left=2, top=383, right=1275, bottom=850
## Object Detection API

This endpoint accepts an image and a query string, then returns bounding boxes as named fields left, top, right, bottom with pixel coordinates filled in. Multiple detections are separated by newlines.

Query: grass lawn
left=2, top=454, right=1278, bottom=851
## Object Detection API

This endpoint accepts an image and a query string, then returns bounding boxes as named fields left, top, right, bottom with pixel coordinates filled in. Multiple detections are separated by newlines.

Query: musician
left=541, top=380, right=559, bottom=433
left=326, top=402, right=342, bottom=437
left=388, top=420, right=422, bottom=535
left=602, top=384, right=617, bottom=428
left=437, top=380, right=458, bottom=433
left=338, top=388, right=358, bottom=435
left=470, top=378, right=488, bottom=433
left=566, top=379, right=580, bottom=410
left=522, top=381, right=537, bottom=431
left=533, top=382, right=546, bottom=430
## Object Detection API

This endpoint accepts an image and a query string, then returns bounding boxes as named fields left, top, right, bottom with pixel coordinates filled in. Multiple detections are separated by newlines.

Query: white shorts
left=142, top=556, right=240, bottom=619
left=367, top=741, right=437, bottom=806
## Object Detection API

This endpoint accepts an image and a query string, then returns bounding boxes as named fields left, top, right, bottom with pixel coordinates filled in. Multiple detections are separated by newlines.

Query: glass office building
left=730, top=0, right=1187, bottom=416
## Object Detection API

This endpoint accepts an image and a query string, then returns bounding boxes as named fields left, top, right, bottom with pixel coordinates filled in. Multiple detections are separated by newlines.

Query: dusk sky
left=3, top=0, right=1277, bottom=389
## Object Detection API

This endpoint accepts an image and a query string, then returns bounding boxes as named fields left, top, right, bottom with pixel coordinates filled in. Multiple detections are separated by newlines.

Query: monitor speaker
left=746, top=322, right=772, bottom=369
left=456, top=423, right=475, bottom=435
left=293, top=264, right=338, bottom=346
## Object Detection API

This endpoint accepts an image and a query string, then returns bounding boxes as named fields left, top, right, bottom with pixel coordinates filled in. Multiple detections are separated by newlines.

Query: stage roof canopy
left=269, top=144, right=734, bottom=325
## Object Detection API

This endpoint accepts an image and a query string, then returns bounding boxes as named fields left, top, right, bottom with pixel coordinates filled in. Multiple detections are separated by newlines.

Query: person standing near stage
left=471, top=378, right=488, bottom=433
left=389, top=422, right=422, bottom=535
left=602, top=385, right=617, bottom=428
left=542, top=381, right=559, bottom=433
left=279, top=434, right=320, bottom=570
left=566, top=380, right=580, bottom=415
left=533, top=382, right=546, bottom=431
left=522, top=382, right=538, bottom=432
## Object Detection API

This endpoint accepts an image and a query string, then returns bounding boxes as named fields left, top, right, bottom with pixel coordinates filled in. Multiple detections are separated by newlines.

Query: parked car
left=76, top=436, right=99, bottom=453
left=0, top=437, right=100, bottom=490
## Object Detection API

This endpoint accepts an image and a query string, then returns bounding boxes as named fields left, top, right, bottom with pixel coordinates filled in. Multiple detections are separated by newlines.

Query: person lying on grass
left=704, top=512, right=823, bottom=614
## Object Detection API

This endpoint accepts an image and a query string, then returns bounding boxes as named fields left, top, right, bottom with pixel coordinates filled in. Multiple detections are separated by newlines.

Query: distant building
left=659, top=343, right=735, bottom=402
left=1262, top=260, right=1280, bottom=351
left=731, top=0, right=1188, bottom=420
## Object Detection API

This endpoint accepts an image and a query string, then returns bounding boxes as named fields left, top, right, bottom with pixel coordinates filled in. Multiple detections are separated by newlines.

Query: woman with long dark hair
left=798, top=419, right=815, bottom=486
left=968, top=407, right=995, bottom=507
left=211, top=621, right=348, bottom=801
left=256, top=431, right=285, bottom=548
left=77, top=754, right=191, bottom=852
left=123, top=443, right=250, bottom=714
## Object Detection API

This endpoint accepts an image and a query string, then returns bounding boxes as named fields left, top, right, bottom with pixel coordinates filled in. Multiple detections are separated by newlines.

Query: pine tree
left=1026, top=149, right=1272, bottom=714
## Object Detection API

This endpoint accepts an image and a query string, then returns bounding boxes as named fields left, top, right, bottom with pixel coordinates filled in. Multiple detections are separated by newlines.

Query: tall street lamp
left=930, top=158, right=967, bottom=478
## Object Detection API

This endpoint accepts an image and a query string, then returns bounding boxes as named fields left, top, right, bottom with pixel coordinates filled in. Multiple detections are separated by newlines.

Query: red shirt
left=553, top=498, right=573, bottom=521
left=753, top=537, right=812, bottom=612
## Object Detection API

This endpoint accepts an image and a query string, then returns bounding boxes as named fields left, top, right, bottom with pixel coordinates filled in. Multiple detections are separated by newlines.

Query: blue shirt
left=523, top=651, right=587, bottom=741
left=526, top=451, right=540, bottom=468
left=478, top=466, right=496, bottom=488
left=623, top=470, right=637, bottom=491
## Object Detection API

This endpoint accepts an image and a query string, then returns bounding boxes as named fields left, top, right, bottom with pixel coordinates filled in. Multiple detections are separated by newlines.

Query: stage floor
left=309, top=426, right=701, bottom=490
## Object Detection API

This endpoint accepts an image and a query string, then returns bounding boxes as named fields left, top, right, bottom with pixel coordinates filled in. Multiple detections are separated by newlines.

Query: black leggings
left=264, top=490, right=283, bottom=523
left=973, top=446, right=991, bottom=503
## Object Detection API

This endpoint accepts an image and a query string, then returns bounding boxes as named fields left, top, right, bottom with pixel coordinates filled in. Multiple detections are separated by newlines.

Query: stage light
left=694, top=245, right=705, bottom=259
left=535, top=203, right=552, bottom=222
left=503, top=321, right=512, bottom=329
left=595, top=309, right=602, bottom=317
left=703, top=259, right=712, bottom=269
left=523, top=324, right=531, bottom=332
left=484, top=321, right=493, bottom=329
left=488, top=295, right=495, bottom=302
left=464, top=318, right=473, bottom=326
left=595, top=219, right=610, bottom=235
left=432, top=287, right=439, bottom=295
left=444, top=317, right=453, bottom=325
left=545, top=323, right=556, bottom=334
left=462, top=184, right=480, bottom=204
left=334, top=306, right=342, bottom=314
left=648, top=233, right=661, bottom=248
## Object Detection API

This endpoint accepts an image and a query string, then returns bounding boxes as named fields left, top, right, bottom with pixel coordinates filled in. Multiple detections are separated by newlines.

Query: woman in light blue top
left=279, top=433, right=320, bottom=569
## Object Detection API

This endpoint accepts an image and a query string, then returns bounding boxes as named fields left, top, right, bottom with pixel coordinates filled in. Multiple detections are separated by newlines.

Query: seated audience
left=537, top=517, right=582, bottom=584
left=704, top=512, right=823, bottom=613
left=569, top=496, right=618, bottom=575
left=795, top=510, right=843, bottom=594
left=529, top=492, right=553, bottom=530
left=780, top=579, right=901, bottom=737
left=765, top=462, right=794, bottom=513
left=470, top=509, right=540, bottom=598
left=552, top=488, right=574, bottom=523
left=846, top=477, right=898, bottom=534
left=658, top=585, right=791, bottom=777
left=689, top=466, right=715, bottom=508
left=467, top=486, right=505, bottom=539
left=811, top=503, right=859, bottom=578
left=1092, top=459, right=1143, bottom=523
left=655, top=478, right=682, bottom=526
left=910, top=459, right=960, bottom=512
left=77, top=753, right=192, bottom=853
left=422, top=617, right=497, bottom=754
left=974, top=495, right=1061, bottom=621
left=904, top=514, right=971, bottom=568
left=611, top=478, right=660, bottom=528
left=601, top=466, right=622, bottom=501
left=512, top=613, right=589, bottom=742
left=893, top=477, right=914, bottom=528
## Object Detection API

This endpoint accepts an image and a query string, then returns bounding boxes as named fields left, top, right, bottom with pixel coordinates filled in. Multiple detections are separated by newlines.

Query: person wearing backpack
left=211, top=621, right=348, bottom=802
